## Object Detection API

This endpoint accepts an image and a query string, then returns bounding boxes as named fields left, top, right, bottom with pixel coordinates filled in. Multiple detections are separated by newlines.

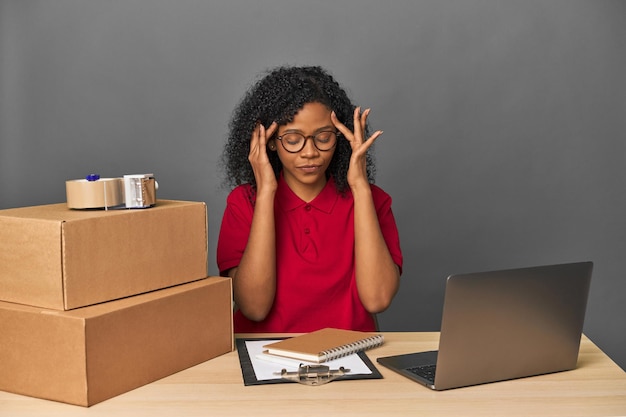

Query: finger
left=331, top=111, right=352, bottom=138
left=348, top=107, right=364, bottom=143
left=265, top=121, right=278, bottom=138
left=248, top=125, right=259, bottom=162
left=261, top=122, right=278, bottom=153
left=368, top=130, right=383, bottom=144
left=258, top=123, right=267, bottom=148
left=356, top=130, right=384, bottom=154
left=250, top=123, right=259, bottom=147
left=361, top=108, right=371, bottom=130
left=353, top=106, right=362, bottom=129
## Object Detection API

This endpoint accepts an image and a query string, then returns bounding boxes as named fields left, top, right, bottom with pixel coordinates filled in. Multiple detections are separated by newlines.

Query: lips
left=298, top=165, right=322, bottom=173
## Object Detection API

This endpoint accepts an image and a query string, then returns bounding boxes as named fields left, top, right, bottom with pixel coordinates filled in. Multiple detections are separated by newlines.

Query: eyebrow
left=280, top=125, right=336, bottom=134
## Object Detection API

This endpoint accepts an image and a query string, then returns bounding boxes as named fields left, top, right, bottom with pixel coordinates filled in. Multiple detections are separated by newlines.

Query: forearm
left=230, top=192, right=277, bottom=321
left=352, top=183, right=400, bottom=313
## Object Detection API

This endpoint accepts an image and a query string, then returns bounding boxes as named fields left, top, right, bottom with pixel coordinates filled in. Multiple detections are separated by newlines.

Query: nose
left=300, top=137, right=320, bottom=157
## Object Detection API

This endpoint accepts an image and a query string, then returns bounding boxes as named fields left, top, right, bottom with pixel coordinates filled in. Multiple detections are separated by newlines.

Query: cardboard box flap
left=0, top=217, right=64, bottom=308
left=0, top=303, right=88, bottom=405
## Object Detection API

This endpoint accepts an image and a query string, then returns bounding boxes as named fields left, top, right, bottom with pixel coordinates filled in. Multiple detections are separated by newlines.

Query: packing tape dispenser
left=66, top=173, right=158, bottom=210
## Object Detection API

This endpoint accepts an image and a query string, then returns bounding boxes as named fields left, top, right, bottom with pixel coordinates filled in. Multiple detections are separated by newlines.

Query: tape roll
left=66, top=178, right=124, bottom=209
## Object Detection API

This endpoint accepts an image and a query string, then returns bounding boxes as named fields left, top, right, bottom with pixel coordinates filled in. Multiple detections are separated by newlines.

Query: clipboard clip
left=277, top=364, right=349, bottom=386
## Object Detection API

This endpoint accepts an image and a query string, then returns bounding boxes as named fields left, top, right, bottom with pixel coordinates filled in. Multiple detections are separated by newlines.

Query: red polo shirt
left=217, top=175, right=403, bottom=333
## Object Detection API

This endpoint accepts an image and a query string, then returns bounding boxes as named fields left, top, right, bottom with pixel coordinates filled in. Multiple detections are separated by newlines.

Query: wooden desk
left=1, top=333, right=625, bottom=416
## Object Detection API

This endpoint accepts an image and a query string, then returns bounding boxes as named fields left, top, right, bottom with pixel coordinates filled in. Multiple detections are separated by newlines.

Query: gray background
left=1, top=1, right=624, bottom=370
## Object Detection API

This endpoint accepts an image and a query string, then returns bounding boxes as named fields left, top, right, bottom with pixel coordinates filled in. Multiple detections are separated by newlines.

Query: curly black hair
left=220, top=65, right=376, bottom=193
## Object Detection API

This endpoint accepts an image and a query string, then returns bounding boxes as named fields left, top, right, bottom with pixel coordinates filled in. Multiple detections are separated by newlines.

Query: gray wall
left=1, top=1, right=625, bottom=370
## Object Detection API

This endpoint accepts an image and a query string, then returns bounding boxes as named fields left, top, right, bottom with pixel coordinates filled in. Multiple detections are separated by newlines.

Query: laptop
left=377, top=261, right=593, bottom=390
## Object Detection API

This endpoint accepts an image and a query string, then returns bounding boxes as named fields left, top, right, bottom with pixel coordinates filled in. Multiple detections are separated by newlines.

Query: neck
left=283, top=175, right=328, bottom=203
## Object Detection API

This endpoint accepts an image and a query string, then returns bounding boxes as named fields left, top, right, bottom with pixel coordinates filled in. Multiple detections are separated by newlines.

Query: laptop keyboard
left=406, top=364, right=437, bottom=382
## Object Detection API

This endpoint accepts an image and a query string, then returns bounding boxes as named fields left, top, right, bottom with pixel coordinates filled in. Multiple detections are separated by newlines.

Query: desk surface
left=1, top=333, right=625, bottom=417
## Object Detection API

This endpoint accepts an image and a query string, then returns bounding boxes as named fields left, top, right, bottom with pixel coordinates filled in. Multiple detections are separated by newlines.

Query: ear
left=267, top=139, right=277, bottom=151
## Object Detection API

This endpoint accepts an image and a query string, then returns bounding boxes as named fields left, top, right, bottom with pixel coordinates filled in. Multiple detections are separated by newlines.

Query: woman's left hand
left=331, top=107, right=383, bottom=189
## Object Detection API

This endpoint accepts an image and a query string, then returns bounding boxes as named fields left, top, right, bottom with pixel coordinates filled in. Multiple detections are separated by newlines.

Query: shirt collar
left=277, top=172, right=339, bottom=214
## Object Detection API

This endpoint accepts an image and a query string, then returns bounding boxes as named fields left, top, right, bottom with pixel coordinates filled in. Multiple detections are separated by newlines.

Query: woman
left=217, top=65, right=403, bottom=333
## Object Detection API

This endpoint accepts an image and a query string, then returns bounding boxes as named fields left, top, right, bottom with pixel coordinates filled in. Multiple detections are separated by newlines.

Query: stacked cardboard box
left=0, top=200, right=233, bottom=406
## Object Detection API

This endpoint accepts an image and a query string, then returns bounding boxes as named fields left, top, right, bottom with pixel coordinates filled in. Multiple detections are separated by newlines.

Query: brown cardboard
left=0, top=277, right=233, bottom=407
left=0, top=200, right=208, bottom=310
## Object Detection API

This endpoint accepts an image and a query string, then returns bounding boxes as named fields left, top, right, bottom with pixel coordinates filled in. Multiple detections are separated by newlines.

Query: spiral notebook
left=262, top=328, right=384, bottom=363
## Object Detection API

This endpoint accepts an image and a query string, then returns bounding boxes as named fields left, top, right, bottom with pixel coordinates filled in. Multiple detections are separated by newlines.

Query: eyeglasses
left=275, top=130, right=340, bottom=153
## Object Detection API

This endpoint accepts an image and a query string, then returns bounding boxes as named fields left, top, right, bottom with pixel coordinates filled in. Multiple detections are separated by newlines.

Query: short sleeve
left=371, top=185, right=404, bottom=275
left=216, top=185, right=256, bottom=275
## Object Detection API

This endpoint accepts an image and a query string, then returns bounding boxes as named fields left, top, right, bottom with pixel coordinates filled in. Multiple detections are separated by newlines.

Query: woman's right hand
left=248, top=121, right=278, bottom=194
left=238, top=121, right=279, bottom=321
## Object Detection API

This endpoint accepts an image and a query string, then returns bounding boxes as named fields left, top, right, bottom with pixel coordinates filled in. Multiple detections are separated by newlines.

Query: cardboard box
left=0, top=277, right=233, bottom=407
left=0, top=200, right=208, bottom=310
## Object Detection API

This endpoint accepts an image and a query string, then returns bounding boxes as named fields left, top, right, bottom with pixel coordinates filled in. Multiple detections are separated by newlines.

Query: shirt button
left=305, top=204, right=311, bottom=211
left=304, top=228, right=310, bottom=234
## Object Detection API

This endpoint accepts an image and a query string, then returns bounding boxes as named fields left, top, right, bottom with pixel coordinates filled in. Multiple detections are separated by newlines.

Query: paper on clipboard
left=247, top=340, right=373, bottom=380
left=235, top=338, right=383, bottom=386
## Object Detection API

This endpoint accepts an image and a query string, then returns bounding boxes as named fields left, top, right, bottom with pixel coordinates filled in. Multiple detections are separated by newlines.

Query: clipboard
left=236, top=337, right=383, bottom=386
